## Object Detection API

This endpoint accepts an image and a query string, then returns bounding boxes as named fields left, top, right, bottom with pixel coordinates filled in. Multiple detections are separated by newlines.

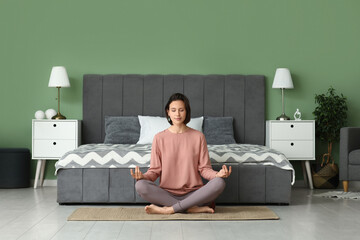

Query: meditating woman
left=130, top=93, right=232, bottom=214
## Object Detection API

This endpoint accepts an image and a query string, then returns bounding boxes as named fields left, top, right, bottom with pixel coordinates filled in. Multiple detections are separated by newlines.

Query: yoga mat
left=68, top=206, right=279, bottom=221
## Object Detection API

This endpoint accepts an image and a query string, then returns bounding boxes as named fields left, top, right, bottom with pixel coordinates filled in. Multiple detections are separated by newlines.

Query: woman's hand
left=216, top=165, right=232, bottom=178
left=130, top=166, right=144, bottom=180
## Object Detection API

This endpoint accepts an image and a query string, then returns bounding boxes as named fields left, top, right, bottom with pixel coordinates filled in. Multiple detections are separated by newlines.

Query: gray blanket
left=55, top=143, right=294, bottom=184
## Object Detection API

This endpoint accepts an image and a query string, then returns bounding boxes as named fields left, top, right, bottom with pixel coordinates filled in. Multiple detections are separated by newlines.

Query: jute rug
left=68, top=206, right=279, bottom=221
left=313, top=191, right=360, bottom=199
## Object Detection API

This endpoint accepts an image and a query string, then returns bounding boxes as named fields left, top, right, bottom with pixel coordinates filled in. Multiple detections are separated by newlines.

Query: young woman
left=130, top=93, right=232, bottom=214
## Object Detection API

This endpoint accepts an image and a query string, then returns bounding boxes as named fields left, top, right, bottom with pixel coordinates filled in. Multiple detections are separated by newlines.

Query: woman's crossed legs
left=135, top=177, right=226, bottom=214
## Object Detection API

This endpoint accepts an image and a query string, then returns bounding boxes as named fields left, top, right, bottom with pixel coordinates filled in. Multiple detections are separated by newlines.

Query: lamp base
left=276, top=113, right=291, bottom=121
left=52, top=112, right=67, bottom=120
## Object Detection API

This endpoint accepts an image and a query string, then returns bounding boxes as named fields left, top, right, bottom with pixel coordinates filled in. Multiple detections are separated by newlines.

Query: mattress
left=55, top=143, right=294, bottom=184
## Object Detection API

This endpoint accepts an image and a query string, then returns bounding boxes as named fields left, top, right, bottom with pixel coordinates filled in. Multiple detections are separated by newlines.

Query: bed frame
left=57, top=74, right=291, bottom=204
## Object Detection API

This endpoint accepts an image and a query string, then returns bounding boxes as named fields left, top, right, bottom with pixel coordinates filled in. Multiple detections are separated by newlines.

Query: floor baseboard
left=30, top=179, right=57, bottom=187
left=294, top=179, right=360, bottom=191
left=293, top=180, right=306, bottom=188
left=30, top=179, right=360, bottom=190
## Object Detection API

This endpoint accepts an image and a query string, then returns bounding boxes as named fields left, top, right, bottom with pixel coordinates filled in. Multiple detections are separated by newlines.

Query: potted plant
left=312, top=87, right=348, bottom=188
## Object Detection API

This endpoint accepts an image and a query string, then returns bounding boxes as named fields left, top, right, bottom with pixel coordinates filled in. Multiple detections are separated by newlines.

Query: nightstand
left=266, top=120, right=315, bottom=189
left=32, top=119, right=81, bottom=188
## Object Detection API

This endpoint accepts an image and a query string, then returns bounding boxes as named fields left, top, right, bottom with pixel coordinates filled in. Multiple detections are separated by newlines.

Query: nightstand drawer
left=271, top=122, right=313, bottom=140
left=34, top=122, right=76, bottom=139
left=33, top=140, right=76, bottom=158
left=271, top=140, right=314, bottom=159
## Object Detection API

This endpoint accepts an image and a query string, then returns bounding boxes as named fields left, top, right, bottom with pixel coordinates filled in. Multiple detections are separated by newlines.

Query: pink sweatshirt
left=142, top=128, right=218, bottom=196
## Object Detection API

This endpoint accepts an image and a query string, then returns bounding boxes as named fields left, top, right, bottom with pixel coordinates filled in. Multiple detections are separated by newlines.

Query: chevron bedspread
left=55, top=144, right=295, bottom=184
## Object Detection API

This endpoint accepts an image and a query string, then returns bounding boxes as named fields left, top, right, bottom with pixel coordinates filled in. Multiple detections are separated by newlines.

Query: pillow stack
left=104, top=115, right=236, bottom=145
left=104, top=116, right=204, bottom=144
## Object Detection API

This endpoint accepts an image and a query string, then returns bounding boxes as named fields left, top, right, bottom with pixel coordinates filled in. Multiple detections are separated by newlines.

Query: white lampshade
left=272, top=68, right=294, bottom=89
left=48, top=66, right=70, bottom=88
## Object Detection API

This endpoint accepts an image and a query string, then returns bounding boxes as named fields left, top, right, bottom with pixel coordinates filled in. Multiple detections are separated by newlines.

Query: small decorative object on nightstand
left=266, top=120, right=315, bottom=189
left=32, top=119, right=81, bottom=188
left=272, top=68, right=294, bottom=120
left=294, top=108, right=301, bottom=121
left=45, top=109, right=57, bottom=119
left=35, top=110, right=45, bottom=119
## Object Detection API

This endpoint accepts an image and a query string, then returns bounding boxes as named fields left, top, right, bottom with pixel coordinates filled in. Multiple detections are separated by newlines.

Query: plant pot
left=311, top=163, right=339, bottom=189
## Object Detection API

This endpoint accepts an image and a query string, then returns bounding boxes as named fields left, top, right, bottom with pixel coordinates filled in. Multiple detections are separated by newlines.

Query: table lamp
left=48, top=66, right=70, bottom=119
left=272, top=68, right=294, bottom=120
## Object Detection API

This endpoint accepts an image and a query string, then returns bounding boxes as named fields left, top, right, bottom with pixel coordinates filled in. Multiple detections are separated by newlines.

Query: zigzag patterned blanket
left=55, top=143, right=294, bottom=184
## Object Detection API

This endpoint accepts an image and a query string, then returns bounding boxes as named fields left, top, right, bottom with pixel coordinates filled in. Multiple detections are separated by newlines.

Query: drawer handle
left=53, top=142, right=57, bottom=145
left=290, top=142, right=294, bottom=146
left=290, top=124, right=294, bottom=128
left=53, top=124, right=57, bottom=127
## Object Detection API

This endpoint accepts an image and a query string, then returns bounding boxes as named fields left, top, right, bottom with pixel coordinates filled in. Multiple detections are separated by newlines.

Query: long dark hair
left=165, top=93, right=191, bottom=125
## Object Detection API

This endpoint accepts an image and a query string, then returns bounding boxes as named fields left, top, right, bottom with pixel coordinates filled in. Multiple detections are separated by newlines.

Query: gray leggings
left=135, top=177, right=226, bottom=213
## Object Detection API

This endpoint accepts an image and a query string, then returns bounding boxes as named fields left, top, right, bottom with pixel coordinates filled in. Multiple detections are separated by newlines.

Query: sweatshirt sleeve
left=142, top=135, right=162, bottom=182
left=198, top=134, right=218, bottom=180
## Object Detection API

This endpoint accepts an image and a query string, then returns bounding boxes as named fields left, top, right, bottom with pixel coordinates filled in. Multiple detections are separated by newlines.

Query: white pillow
left=137, top=116, right=170, bottom=144
left=137, top=116, right=204, bottom=144
left=187, top=116, right=203, bottom=132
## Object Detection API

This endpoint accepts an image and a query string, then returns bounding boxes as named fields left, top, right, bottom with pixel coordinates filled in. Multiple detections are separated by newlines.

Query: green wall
left=1, top=0, right=359, bottom=181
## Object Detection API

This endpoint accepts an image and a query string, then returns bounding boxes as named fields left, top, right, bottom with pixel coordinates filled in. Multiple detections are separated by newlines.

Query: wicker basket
left=312, top=163, right=339, bottom=189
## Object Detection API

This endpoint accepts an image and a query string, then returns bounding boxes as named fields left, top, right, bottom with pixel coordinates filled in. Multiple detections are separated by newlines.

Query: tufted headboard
left=82, top=74, right=265, bottom=145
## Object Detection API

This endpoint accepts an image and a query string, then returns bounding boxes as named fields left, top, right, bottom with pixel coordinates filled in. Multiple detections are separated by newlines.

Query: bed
left=56, top=74, right=293, bottom=204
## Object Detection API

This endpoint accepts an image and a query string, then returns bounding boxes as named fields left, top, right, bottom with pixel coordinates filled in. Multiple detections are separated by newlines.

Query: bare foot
left=186, top=206, right=215, bottom=214
left=144, top=204, right=175, bottom=214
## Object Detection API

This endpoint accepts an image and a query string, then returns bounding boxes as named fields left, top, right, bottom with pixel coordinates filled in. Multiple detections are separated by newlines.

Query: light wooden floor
left=0, top=186, right=359, bottom=240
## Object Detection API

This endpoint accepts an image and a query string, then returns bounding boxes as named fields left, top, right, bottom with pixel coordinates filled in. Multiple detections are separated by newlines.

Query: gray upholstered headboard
left=83, top=74, right=265, bottom=145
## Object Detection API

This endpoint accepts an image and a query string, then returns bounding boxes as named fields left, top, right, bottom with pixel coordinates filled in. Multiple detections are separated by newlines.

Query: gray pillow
left=104, top=116, right=140, bottom=144
left=203, top=116, right=236, bottom=144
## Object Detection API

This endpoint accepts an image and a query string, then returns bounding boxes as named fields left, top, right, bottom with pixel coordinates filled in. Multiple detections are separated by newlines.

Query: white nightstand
left=266, top=120, right=315, bottom=189
left=32, top=119, right=81, bottom=188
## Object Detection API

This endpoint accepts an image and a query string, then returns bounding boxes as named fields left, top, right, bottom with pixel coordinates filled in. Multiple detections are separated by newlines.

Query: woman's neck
left=168, top=124, right=189, bottom=134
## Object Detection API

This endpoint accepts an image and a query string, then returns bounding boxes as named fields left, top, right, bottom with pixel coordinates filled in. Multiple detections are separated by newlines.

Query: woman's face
left=167, top=100, right=186, bottom=125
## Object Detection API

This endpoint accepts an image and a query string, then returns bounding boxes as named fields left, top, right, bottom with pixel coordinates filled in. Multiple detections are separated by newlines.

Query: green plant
left=313, top=87, right=348, bottom=164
